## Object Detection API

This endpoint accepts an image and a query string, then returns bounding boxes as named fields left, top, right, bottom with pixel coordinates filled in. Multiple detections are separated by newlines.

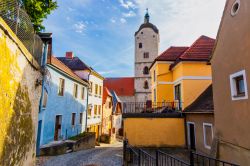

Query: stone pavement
left=36, top=141, right=123, bottom=166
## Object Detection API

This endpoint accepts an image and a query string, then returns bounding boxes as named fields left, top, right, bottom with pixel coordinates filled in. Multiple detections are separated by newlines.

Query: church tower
left=134, top=9, right=159, bottom=102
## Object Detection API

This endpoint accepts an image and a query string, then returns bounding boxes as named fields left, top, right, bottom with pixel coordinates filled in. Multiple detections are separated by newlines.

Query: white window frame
left=186, top=122, right=196, bottom=148
left=203, top=123, right=214, bottom=150
left=229, top=70, right=248, bottom=101
left=42, top=90, right=48, bottom=108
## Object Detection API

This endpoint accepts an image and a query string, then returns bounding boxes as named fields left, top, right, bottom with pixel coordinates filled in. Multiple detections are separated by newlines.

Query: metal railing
left=123, top=140, right=240, bottom=166
left=157, top=151, right=190, bottom=166
left=190, top=151, right=240, bottom=166
left=122, top=102, right=183, bottom=114
left=140, top=149, right=156, bottom=166
left=0, top=0, right=44, bottom=65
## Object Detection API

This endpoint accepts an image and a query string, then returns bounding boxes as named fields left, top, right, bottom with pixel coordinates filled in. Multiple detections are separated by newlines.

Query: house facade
left=37, top=55, right=88, bottom=147
left=150, top=36, right=214, bottom=109
left=184, top=85, right=214, bottom=156
left=58, top=53, right=104, bottom=140
left=102, top=87, right=113, bottom=136
left=211, top=0, right=250, bottom=164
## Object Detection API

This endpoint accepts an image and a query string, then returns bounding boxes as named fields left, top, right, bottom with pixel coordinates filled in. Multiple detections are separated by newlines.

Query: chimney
left=66, top=52, right=74, bottom=59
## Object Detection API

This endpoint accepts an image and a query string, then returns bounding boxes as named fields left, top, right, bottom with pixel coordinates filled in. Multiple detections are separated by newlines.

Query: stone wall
left=0, top=17, right=42, bottom=166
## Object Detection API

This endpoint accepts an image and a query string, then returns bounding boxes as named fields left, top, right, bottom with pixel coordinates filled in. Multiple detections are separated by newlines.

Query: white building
left=134, top=10, right=159, bottom=102
left=58, top=52, right=104, bottom=139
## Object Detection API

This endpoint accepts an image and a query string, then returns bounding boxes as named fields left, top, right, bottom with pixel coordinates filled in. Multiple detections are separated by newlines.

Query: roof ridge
left=49, top=56, right=88, bottom=84
left=179, top=35, right=215, bottom=60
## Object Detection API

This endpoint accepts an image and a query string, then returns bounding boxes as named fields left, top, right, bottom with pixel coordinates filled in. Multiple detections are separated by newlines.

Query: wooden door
left=54, top=115, right=62, bottom=141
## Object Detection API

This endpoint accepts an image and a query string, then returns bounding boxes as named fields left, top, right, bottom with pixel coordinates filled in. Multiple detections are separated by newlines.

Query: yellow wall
left=102, top=96, right=112, bottom=135
left=182, top=80, right=211, bottom=108
left=0, top=17, right=41, bottom=165
left=151, top=61, right=212, bottom=109
left=124, top=118, right=185, bottom=147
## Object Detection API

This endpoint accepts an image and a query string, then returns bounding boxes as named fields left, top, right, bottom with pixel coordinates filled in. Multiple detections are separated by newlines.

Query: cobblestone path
left=39, top=141, right=123, bottom=166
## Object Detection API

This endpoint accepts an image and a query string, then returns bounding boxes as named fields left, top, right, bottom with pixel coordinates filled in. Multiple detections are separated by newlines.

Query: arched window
left=143, top=66, right=149, bottom=75
left=144, top=81, right=149, bottom=89
left=139, top=43, right=142, bottom=48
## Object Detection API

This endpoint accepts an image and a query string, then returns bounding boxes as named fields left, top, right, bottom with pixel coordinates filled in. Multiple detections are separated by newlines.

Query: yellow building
left=102, top=87, right=113, bottom=136
left=150, top=36, right=215, bottom=109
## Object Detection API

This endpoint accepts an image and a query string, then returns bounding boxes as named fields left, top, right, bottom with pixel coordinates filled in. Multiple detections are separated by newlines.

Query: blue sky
left=44, top=0, right=226, bottom=77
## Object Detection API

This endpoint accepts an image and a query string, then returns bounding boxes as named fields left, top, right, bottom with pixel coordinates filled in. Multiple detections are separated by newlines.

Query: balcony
left=122, top=101, right=183, bottom=114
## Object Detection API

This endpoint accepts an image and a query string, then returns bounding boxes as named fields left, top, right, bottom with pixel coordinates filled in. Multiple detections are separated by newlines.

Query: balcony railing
left=122, top=101, right=183, bottom=114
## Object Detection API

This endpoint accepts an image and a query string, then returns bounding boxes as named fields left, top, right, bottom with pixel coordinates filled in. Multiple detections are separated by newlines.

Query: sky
left=44, top=0, right=226, bottom=77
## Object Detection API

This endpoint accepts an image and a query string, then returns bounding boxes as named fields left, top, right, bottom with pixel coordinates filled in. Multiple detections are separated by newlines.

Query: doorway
left=54, top=115, right=62, bottom=141
left=187, top=122, right=196, bottom=150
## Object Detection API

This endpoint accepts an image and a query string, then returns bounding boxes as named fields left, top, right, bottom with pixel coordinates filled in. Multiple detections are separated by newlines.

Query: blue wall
left=38, top=65, right=88, bottom=146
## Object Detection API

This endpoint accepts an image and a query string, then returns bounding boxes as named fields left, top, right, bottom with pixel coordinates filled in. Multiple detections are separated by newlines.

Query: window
left=143, top=66, right=149, bottom=75
left=231, top=0, right=240, bottom=16
left=73, top=84, right=78, bottom=98
left=203, top=123, right=213, bottom=149
left=95, top=84, right=98, bottom=95
left=153, top=70, right=156, bottom=82
left=58, top=78, right=65, bottom=96
left=81, top=87, right=85, bottom=100
left=89, top=81, right=93, bottom=93
left=230, top=70, right=248, bottom=100
left=175, top=84, right=181, bottom=101
left=94, top=105, right=97, bottom=115
left=99, top=86, right=102, bottom=96
left=98, top=105, right=101, bottom=115
left=154, top=89, right=156, bottom=102
left=71, top=113, right=76, bottom=126
left=143, top=52, right=149, bottom=58
left=88, top=105, right=92, bottom=116
left=42, top=90, right=48, bottom=108
left=139, top=43, right=142, bottom=48
left=141, top=31, right=143, bottom=34
left=144, top=81, right=149, bottom=89
left=79, top=113, right=83, bottom=124
left=109, top=102, right=112, bottom=108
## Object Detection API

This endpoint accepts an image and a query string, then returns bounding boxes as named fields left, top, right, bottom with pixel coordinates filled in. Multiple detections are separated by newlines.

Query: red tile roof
left=179, top=35, right=215, bottom=61
left=47, top=55, right=88, bottom=85
left=104, top=77, right=134, bottom=96
left=156, top=46, right=189, bottom=61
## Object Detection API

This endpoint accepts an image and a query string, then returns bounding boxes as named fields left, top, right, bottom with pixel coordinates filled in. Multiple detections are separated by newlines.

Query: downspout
left=37, top=42, right=48, bottom=156
left=85, top=70, right=91, bottom=132
left=39, top=43, right=49, bottom=112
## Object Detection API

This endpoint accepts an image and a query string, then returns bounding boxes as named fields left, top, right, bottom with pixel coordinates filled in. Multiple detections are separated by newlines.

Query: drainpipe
left=85, top=70, right=91, bottom=132
left=39, top=43, right=49, bottom=113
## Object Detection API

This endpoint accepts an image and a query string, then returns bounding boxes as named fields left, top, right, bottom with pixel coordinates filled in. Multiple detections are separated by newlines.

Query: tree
left=21, top=0, right=58, bottom=32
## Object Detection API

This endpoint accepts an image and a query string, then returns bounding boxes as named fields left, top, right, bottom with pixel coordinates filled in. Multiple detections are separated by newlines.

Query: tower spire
left=144, top=8, right=150, bottom=23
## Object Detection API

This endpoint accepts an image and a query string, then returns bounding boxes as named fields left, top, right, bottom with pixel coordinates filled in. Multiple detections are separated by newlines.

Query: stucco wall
left=134, top=27, right=159, bottom=102
left=0, top=17, right=41, bottom=166
left=38, top=65, right=88, bottom=146
left=124, top=117, right=185, bottom=147
left=185, top=113, right=214, bottom=155
left=88, top=74, right=103, bottom=126
left=102, top=96, right=112, bottom=134
left=211, top=0, right=250, bottom=165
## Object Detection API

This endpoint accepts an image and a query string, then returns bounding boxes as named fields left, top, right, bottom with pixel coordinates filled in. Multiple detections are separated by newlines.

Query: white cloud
left=134, top=0, right=226, bottom=52
left=122, top=10, right=136, bottom=17
left=120, top=18, right=127, bottom=24
left=73, top=21, right=86, bottom=33
left=110, top=18, right=116, bottom=23
left=119, top=0, right=137, bottom=9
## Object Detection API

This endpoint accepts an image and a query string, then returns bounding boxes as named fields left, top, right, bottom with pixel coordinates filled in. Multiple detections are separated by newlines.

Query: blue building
left=37, top=55, right=89, bottom=148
